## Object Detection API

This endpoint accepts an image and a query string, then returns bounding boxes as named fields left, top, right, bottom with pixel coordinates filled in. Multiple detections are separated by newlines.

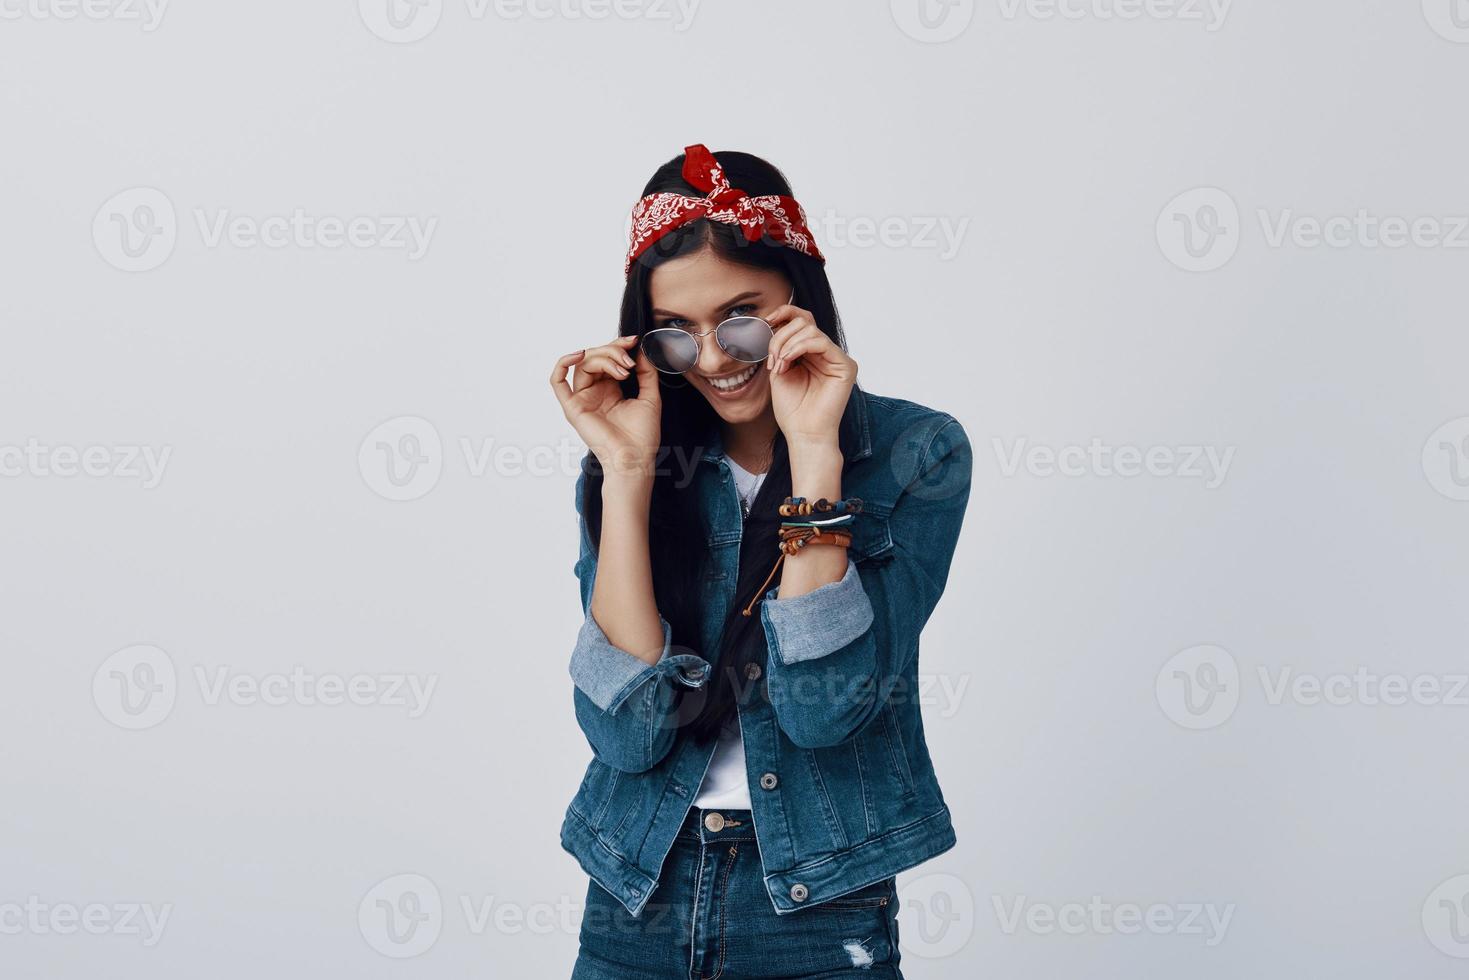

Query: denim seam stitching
left=912, top=415, right=959, bottom=481
left=767, top=806, right=952, bottom=880
left=805, top=748, right=849, bottom=851
left=699, top=842, right=739, bottom=980
left=852, top=738, right=874, bottom=838
left=883, top=703, right=917, bottom=798
left=561, top=807, right=656, bottom=898
left=688, top=840, right=708, bottom=980
left=879, top=706, right=908, bottom=795
left=592, top=769, right=619, bottom=827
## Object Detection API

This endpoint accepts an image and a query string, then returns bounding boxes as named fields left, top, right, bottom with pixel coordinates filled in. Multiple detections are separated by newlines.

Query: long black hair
left=581, top=148, right=851, bottom=744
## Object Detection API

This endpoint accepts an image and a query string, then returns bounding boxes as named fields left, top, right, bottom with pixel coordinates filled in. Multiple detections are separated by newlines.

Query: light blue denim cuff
left=569, top=612, right=710, bottom=712
left=759, top=557, right=875, bottom=666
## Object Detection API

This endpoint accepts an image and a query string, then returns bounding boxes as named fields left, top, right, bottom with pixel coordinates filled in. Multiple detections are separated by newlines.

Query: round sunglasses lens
left=716, top=316, right=773, bottom=362
left=641, top=330, right=699, bottom=373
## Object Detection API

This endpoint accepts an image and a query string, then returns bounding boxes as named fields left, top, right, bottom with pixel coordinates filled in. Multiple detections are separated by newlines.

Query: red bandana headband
left=624, top=144, right=825, bottom=278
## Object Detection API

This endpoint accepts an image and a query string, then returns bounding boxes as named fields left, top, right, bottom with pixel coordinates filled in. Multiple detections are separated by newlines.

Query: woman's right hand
left=550, top=334, right=663, bottom=482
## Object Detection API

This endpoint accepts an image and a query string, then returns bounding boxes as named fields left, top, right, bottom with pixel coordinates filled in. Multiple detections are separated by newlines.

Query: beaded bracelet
left=778, top=495, right=864, bottom=518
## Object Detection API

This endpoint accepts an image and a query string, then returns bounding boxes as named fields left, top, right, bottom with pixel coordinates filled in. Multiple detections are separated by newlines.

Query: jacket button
left=744, top=663, right=762, bottom=681
left=790, top=883, right=809, bottom=902
left=759, top=772, right=778, bottom=790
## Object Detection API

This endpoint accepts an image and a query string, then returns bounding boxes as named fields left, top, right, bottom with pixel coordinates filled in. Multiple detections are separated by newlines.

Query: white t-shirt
left=691, top=716, right=752, bottom=810
left=692, top=454, right=767, bottom=811
left=725, top=451, right=767, bottom=523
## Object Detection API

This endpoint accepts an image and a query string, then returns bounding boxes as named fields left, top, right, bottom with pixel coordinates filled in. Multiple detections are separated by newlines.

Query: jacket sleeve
left=567, top=461, right=713, bottom=773
left=758, top=417, right=973, bottom=749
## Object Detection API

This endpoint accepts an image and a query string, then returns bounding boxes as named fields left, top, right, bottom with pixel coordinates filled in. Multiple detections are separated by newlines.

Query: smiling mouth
left=704, top=363, right=760, bottom=394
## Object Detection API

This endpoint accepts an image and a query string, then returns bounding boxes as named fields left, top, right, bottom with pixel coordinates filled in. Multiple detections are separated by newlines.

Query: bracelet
left=779, top=513, right=855, bottom=530
left=740, top=526, right=853, bottom=618
left=778, top=495, right=864, bottom=518
left=776, top=525, right=854, bottom=555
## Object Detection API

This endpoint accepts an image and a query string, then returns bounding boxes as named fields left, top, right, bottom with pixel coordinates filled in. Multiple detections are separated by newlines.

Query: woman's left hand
left=765, top=302, right=858, bottom=448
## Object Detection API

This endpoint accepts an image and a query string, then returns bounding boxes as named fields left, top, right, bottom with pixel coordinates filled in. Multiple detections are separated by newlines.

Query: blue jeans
left=571, top=807, right=905, bottom=979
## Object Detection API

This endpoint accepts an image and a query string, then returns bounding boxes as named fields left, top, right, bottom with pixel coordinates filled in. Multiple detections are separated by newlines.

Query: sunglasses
left=640, top=291, right=795, bottom=375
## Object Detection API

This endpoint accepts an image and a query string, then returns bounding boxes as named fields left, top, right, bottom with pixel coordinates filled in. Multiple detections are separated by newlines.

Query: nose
left=695, top=323, right=735, bottom=376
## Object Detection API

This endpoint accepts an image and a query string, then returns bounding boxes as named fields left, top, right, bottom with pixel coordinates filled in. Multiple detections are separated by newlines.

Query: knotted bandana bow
left=624, top=144, right=825, bottom=277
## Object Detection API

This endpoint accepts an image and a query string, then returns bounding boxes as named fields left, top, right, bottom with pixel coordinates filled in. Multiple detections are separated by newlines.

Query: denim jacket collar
left=697, top=382, right=873, bottom=464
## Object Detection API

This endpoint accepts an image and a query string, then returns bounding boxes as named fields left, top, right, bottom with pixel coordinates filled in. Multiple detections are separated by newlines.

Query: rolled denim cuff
left=759, top=557, right=875, bottom=666
left=569, top=612, right=710, bottom=712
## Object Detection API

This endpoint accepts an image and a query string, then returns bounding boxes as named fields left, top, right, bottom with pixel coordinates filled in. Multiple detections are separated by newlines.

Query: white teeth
left=707, top=365, right=758, bottom=391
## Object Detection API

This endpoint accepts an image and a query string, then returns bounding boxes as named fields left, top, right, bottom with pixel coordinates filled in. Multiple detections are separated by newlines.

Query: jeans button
left=744, top=662, right=762, bottom=681
left=703, top=811, right=725, bottom=833
left=759, top=772, right=778, bottom=790
left=790, top=883, right=809, bottom=902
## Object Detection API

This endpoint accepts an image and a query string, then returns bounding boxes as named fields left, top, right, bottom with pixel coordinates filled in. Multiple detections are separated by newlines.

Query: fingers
left=766, top=319, right=823, bottom=373
left=633, top=344, right=662, bottom=409
left=765, top=306, right=816, bottom=369
left=552, top=335, right=638, bottom=403
left=764, top=303, right=808, bottom=329
left=550, top=349, right=587, bottom=409
left=772, top=334, right=827, bottom=375
left=573, top=336, right=640, bottom=390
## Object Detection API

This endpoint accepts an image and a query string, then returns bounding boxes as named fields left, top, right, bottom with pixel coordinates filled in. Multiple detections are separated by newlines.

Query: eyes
left=658, top=303, right=759, bottom=333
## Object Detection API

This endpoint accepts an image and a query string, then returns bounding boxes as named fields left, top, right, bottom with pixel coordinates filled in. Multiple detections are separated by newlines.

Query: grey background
left=3, top=0, right=1468, bottom=976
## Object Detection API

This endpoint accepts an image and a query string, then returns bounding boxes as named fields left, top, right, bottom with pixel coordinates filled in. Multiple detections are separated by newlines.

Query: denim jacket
left=560, top=383, right=973, bottom=917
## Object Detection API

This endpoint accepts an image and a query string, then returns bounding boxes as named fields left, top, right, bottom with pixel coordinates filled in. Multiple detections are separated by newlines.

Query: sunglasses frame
left=640, top=291, right=796, bottom=376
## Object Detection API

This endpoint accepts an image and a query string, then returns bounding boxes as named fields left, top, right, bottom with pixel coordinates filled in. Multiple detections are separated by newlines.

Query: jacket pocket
left=848, top=506, right=894, bottom=565
left=879, top=703, right=916, bottom=798
left=571, top=760, right=619, bottom=827
left=809, top=875, right=896, bottom=911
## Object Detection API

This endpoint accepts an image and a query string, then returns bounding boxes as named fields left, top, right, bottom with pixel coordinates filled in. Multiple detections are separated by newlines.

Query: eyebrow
left=651, top=291, right=763, bottom=319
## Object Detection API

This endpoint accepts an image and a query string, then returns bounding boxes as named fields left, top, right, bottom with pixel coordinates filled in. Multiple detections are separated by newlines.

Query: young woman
left=549, top=144, right=973, bottom=979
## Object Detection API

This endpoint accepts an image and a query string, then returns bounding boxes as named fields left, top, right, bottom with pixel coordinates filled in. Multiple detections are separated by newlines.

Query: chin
left=707, top=398, right=770, bottom=424
left=695, top=367, right=770, bottom=422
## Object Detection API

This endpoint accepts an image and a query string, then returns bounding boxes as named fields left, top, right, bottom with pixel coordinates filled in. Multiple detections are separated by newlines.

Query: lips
left=705, top=364, right=759, bottom=393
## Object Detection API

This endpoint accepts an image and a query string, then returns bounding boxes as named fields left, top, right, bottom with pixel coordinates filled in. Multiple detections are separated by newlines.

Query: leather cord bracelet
left=741, top=525, right=855, bottom=618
